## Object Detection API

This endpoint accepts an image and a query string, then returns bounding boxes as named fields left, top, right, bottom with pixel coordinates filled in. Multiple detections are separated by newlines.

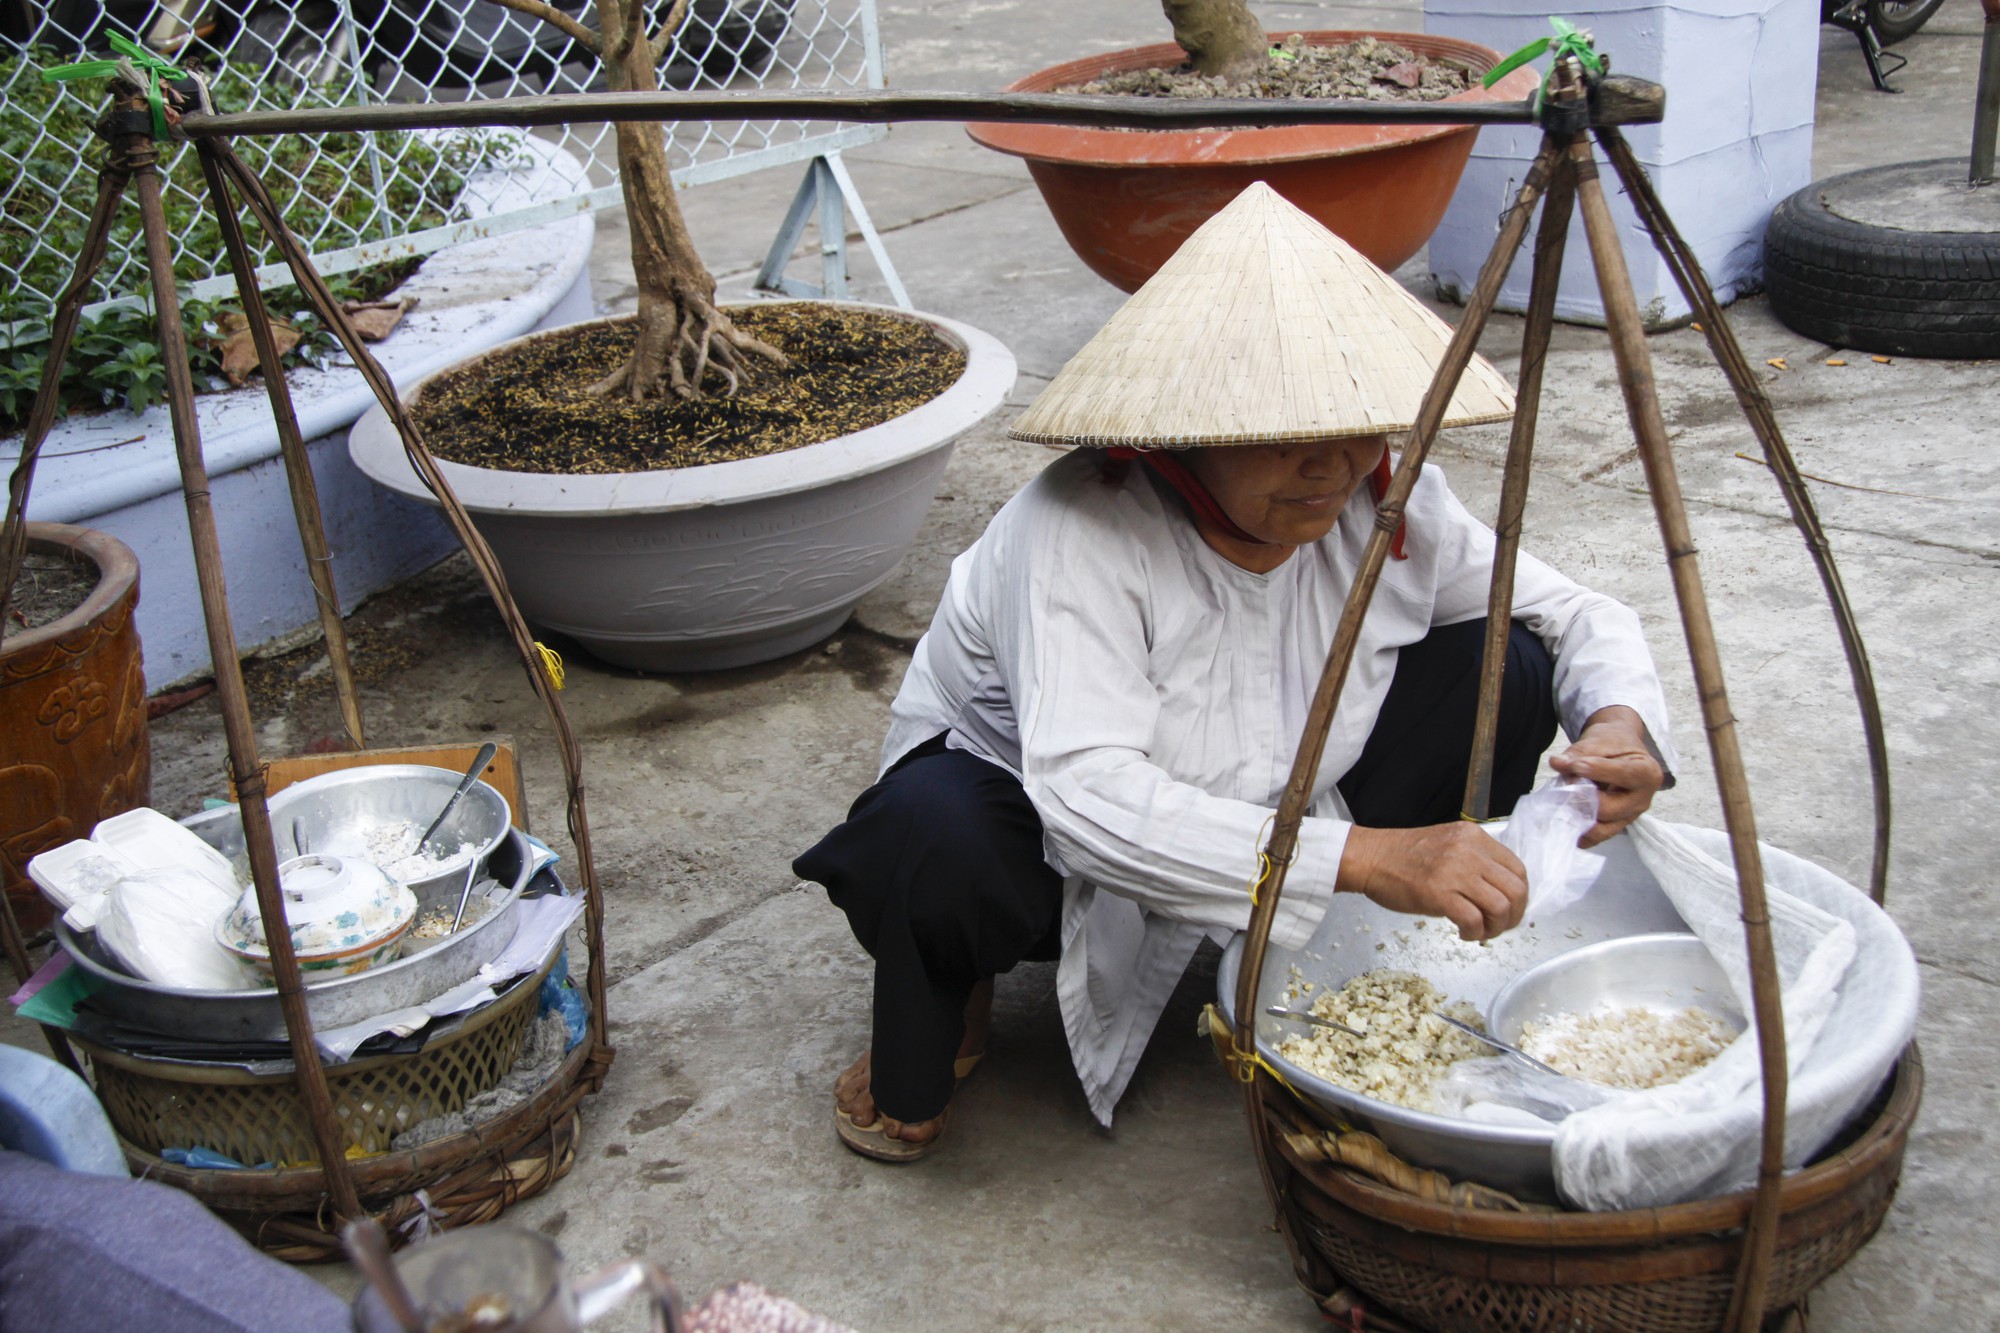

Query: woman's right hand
left=1336, top=823, right=1529, bottom=942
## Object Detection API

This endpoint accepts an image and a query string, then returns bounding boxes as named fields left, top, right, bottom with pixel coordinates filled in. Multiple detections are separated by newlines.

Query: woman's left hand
left=1548, top=705, right=1666, bottom=847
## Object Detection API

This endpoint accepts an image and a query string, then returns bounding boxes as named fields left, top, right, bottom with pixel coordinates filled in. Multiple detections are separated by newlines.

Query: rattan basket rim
left=74, top=942, right=559, bottom=1086
left=1280, top=1042, right=1921, bottom=1246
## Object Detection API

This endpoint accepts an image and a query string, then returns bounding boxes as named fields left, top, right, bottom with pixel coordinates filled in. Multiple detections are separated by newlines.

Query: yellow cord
left=533, top=641, right=566, bottom=691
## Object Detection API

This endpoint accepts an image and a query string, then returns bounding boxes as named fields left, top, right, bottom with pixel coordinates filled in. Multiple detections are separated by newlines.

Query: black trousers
left=793, top=617, right=1559, bottom=1123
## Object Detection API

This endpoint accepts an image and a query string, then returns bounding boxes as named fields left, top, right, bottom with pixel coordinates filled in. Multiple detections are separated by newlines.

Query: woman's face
left=1183, top=436, right=1389, bottom=563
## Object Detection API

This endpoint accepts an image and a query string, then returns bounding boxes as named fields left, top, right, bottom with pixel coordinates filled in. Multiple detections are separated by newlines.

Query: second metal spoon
left=1434, top=1013, right=1566, bottom=1078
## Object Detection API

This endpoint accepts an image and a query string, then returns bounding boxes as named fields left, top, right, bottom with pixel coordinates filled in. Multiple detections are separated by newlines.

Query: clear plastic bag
left=1493, top=775, right=1598, bottom=916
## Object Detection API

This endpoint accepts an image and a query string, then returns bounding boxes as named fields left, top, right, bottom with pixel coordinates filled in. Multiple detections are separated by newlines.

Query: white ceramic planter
left=9, top=137, right=597, bottom=687
left=348, top=303, right=1016, bottom=672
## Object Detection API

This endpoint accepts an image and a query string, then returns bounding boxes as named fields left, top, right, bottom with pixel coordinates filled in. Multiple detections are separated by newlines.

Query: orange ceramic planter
left=1, top=523, right=151, bottom=934
left=968, top=32, right=1537, bottom=293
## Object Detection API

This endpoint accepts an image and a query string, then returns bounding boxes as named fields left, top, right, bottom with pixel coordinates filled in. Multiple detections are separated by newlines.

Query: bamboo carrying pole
left=114, top=98, right=365, bottom=1221
left=1596, top=127, right=1892, bottom=906
left=173, top=78, right=1669, bottom=141
left=0, top=159, right=132, bottom=1076
left=192, top=146, right=368, bottom=752
left=1228, top=133, right=1563, bottom=1296
left=203, top=137, right=613, bottom=1066
left=1460, top=150, right=1576, bottom=820
left=1566, top=134, right=1786, bottom=1333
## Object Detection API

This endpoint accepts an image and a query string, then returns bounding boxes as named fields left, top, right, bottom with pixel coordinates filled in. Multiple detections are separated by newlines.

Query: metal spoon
left=417, top=741, right=498, bottom=853
left=1265, top=1006, right=1367, bottom=1039
left=1434, top=1013, right=1567, bottom=1078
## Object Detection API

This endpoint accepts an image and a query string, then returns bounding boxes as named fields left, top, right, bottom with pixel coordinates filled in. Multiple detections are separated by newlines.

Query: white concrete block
left=1425, top=0, right=1819, bottom=325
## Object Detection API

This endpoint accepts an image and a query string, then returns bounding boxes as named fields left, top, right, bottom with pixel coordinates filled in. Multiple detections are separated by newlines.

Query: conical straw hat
left=1009, top=182, right=1516, bottom=447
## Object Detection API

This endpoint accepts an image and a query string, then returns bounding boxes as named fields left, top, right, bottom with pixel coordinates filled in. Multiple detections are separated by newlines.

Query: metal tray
left=1216, top=831, right=1691, bottom=1202
left=56, top=811, right=533, bottom=1044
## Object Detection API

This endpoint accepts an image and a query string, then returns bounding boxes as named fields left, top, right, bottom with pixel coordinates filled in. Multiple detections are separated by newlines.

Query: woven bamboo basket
left=69, top=948, right=604, bottom=1261
left=77, top=951, right=557, bottom=1165
left=1254, top=1048, right=1922, bottom=1332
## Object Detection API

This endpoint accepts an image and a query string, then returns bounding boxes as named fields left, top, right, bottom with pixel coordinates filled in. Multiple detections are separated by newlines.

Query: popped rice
left=1517, top=1005, right=1734, bottom=1089
left=1274, top=968, right=1488, bottom=1112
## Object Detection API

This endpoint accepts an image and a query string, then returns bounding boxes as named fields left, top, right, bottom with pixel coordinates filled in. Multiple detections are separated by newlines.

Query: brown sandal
left=834, top=1103, right=948, bottom=1163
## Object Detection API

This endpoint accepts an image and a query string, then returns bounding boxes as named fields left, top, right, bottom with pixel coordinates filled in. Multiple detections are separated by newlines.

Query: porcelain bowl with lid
left=215, top=853, right=418, bottom=982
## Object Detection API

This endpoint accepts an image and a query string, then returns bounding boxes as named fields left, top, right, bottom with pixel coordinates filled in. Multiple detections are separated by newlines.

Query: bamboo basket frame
left=0, top=57, right=1902, bottom=1318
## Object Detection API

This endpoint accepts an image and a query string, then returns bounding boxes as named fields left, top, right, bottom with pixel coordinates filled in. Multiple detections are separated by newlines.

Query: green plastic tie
left=43, top=31, right=189, bottom=140
left=1482, top=17, right=1605, bottom=114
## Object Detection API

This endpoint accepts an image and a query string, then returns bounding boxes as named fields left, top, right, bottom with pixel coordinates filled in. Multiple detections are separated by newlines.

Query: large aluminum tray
left=1216, top=831, right=1691, bottom=1203
left=56, top=810, right=532, bottom=1044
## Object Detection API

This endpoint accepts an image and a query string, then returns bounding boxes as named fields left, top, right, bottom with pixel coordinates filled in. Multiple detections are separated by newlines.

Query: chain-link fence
left=1, top=0, right=886, bottom=345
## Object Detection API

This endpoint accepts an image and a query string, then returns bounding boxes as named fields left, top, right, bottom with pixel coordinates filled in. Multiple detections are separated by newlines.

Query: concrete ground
left=24, top=2, right=1999, bottom=1328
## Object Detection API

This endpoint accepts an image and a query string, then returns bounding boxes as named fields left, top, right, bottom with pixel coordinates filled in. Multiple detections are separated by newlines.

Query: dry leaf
left=215, top=311, right=300, bottom=386
left=1378, top=60, right=1423, bottom=88
left=1825, top=358, right=1847, bottom=366
left=1766, top=357, right=1788, bottom=370
left=1871, top=355, right=1892, bottom=364
left=342, top=297, right=414, bottom=342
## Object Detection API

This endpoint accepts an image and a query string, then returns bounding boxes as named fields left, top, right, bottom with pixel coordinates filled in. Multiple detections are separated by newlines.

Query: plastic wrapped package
left=95, top=867, right=253, bottom=992
left=1435, top=816, right=1915, bottom=1211
left=90, top=808, right=239, bottom=895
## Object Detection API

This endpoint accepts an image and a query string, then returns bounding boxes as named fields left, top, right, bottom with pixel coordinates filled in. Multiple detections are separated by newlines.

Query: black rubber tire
left=1866, top=0, right=1945, bottom=45
left=1764, top=163, right=2000, bottom=360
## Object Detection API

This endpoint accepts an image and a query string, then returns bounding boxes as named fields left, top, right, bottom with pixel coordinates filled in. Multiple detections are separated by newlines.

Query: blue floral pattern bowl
left=215, top=854, right=418, bottom=982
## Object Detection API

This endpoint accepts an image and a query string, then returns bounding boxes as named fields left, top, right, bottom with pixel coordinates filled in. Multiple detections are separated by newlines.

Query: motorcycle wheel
left=236, top=2, right=351, bottom=90
left=1867, top=0, right=1945, bottom=45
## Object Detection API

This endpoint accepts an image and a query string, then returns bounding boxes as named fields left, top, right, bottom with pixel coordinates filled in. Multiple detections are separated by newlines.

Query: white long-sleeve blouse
left=880, top=449, right=1678, bottom=1123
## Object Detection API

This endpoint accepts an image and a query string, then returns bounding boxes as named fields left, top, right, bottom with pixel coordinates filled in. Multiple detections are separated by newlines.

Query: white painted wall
left=1424, top=0, right=1820, bottom=326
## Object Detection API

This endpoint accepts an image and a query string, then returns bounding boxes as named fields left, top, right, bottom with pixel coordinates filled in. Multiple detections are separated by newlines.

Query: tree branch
left=647, top=0, right=689, bottom=61
left=480, top=0, right=600, bottom=54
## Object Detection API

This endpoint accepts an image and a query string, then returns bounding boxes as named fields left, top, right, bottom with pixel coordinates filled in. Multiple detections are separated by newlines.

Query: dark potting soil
left=1074, top=35, right=1473, bottom=102
left=414, top=305, right=967, bottom=475
left=4, top=548, right=95, bottom=641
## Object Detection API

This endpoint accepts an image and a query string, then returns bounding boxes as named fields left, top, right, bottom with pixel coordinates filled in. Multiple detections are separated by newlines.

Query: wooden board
left=239, top=737, right=528, bottom=832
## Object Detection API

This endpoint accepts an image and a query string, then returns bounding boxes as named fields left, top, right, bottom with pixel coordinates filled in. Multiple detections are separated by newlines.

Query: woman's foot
left=833, top=1051, right=947, bottom=1162
left=833, top=981, right=995, bottom=1162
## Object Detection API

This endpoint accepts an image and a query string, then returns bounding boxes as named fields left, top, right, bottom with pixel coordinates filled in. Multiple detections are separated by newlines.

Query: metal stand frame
left=754, top=150, right=912, bottom=309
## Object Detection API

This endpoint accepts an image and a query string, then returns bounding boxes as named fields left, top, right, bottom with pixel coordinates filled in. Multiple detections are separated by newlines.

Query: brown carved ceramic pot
left=2, top=523, right=151, bottom=934
left=967, top=31, right=1537, bottom=293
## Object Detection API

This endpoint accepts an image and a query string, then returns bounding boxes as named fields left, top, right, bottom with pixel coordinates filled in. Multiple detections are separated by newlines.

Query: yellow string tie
left=1246, top=851, right=1275, bottom=908
left=534, top=641, right=566, bottom=690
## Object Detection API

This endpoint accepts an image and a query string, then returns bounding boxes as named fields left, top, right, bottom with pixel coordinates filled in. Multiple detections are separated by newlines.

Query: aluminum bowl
left=56, top=816, right=534, bottom=1045
left=1486, top=932, right=1746, bottom=1049
left=267, top=764, right=511, bottom=900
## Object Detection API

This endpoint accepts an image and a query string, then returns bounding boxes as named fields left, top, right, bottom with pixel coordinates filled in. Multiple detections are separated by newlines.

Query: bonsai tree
left=479, top=0, right=786, bottom=400
left=1161, top=0, right=1270, bottom=81
left=472, top=0, right=1272, bottom=403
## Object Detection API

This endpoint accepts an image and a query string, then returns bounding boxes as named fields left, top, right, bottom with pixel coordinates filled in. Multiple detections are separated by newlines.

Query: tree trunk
left=588, top=0, right=785, bottom=400
left=1162, top=0, right=1269, bottom=80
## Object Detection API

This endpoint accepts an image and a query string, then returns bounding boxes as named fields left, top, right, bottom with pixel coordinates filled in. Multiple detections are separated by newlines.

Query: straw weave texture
left=1010, top=182, right=1516, bottom=448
